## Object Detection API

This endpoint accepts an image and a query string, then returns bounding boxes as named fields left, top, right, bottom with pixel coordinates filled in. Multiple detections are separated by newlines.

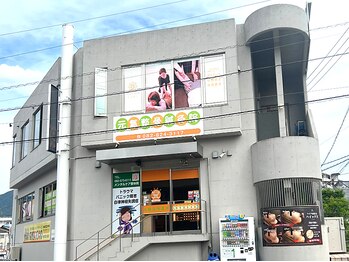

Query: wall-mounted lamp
left=154, top=139, right=157, bottom=145
left=192, top=135, right=197, bottom=141
left=219, top=152, right=226, bottom=158
left=212, top=151, right=219, bottom=159
left=95, top=160, right=102, bottom=168
left=115, top=142, right=120, bottom=148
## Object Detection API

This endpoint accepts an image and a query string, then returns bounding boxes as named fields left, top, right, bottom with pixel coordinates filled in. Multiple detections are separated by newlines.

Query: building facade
left=10, top=4, right=329, bottom=261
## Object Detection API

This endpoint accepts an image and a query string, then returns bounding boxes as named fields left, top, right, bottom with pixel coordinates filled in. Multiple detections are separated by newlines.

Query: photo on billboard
left=261, top=206, right=322, bottom=246
left=145, top=62, right=173, bottom=112
left=173, top=59, right=202, bottom=109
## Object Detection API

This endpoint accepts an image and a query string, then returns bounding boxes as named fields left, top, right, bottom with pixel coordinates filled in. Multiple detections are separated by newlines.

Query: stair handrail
left=75, top=199, right=207, bottom=261
left=75, top=202, right=141, bottom=261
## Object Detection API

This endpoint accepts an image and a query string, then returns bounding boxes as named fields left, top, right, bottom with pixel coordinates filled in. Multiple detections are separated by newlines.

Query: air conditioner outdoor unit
left=10, top=246, right=21, bottom=261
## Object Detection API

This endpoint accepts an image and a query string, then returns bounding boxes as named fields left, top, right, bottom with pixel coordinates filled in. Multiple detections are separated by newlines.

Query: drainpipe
left=54, top=23, right=74, bottom=261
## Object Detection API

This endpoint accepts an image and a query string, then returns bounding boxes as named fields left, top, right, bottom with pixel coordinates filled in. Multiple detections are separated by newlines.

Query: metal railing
left=75, top=199, right=207, bottom=261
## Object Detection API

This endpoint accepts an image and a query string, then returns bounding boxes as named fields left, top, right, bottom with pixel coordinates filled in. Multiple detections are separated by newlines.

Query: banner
left=24, top=221, right=51, bottom=243
left=112, top=172, right=141, bottom=234
left=261, top=206, right=322, bottom=246
left=113, top=108, right=203, bottom=142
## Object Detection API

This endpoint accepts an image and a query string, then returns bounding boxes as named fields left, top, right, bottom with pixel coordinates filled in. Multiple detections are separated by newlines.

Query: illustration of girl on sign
left=116, top=205, right=137, bottom=234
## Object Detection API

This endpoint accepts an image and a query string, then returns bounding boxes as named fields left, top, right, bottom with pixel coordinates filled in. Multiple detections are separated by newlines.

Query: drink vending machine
left=219, top=215, right=256, bottom=261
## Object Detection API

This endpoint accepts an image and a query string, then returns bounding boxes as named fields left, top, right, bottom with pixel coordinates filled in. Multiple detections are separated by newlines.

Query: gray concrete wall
left=244, top=4, right=309, bottom=43
left=129, top=242, right=204, bottom=261
left=12, top=166, right=56, bottom=261
left=10, top=59, right=60, bottom=188
left=80, top=18, right=241, bottom=148
left=251, top=136, right=322, bottom=183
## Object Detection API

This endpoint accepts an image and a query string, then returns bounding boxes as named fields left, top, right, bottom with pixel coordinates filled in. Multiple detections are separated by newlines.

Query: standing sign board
left=112, top=172, right=141, bottom=234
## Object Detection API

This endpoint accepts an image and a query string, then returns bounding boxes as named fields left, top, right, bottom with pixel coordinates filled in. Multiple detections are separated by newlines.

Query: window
left=39, top=182, right=56, bottom=217
left=122, top=54, right=226, bottom=114
left=18, top=192, right=35, bottom=223
left=123, top=66, right=144, bottom=113
left=12, top=135, right=16, bottom=167
left=33, top=105, right=42, bottom=149
left=21, top=121, right=30, bottom=159
left=47, top=84, right=59, bottom=153
left=94, top=68, right=108, bottom=116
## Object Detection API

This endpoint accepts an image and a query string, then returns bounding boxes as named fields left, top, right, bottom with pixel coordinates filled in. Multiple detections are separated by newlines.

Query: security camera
left=219, top=152, right=226, bottom=158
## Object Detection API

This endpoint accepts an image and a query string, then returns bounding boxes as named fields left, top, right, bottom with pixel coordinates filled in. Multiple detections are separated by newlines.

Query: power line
left=0, top=0, right=189, bottom=37
left=1, top=50, right=349, bottom=113
left=2, top=84, right=349, bottom=128
left=307, top=26, right=349, bottom=81
left=321, top=105, right=349, bottom=166
left=322, top=157, right=349, bottom=172
left=1, top=20, right=349, bottom=91
left=307, top=44, right=349, bottom=91
left=1, top=92, right=349, bottom=146
left=322, top=154, right=349, bottom=166
left=0, top=0, right=272, bottom=61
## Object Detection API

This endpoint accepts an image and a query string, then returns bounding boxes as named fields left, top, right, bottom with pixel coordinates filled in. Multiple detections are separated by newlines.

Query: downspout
left=54, top=23, right=74, bottom=261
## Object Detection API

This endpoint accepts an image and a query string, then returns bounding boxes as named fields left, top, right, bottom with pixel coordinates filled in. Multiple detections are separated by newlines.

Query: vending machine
left=219, top=215, right=256, bottom=261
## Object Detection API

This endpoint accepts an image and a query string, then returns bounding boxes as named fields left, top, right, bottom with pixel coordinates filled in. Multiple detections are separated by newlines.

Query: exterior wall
left=80, top=18, right=241, bottom=148
left=244, top=4, right=309, bottom=43
left=12, top=166, right=56, bottom=261
left=129, top=242, right=205, bottom=261
left=251, top=136, right=322, bottom=183
left=10, top=59, right=60, bottom=189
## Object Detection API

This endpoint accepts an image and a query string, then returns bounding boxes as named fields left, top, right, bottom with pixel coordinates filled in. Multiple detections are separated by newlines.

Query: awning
left=96, top=142, right=203, bottom=165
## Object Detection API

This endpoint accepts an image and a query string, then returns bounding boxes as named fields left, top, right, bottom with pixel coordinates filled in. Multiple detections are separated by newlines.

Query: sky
left=0, top=0, right=348, bottom=194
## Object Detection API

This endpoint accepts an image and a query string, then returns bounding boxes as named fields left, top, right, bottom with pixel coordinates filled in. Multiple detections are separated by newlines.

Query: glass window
left=18, top=192, right=35, bottom=223
left=95, top=68, right=108, bottom=116
left=33, top=105, right=42, bottom=148
left=122, top=54, right=226, bottom=113
left=12, top=135, right=16, bottom=167
left=21, top=121, right=30, bottom=159
left=123, top=66, right=144, bottom=113
left=203, top=54, right=227, bottom=105
left=40, top=182, right=57, bottom=217
left=47, top=84, right=59, bottom=153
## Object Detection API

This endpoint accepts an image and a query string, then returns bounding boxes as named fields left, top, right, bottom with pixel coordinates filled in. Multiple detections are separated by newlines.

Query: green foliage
left=322, top=188, right=349, bottom=249
left=0, top=190, right=13, bottom=217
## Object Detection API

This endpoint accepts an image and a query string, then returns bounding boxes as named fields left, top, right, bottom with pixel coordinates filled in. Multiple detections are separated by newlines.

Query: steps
left=86, top=233, right=209, bottom=261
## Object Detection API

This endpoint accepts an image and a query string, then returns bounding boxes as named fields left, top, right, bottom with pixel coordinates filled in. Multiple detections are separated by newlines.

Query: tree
left=322, top=188, right=349, bottom=249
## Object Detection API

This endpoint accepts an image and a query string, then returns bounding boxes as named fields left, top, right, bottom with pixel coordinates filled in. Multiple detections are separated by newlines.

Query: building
left=10, top=4, right=330, bottom=261
left=0, top=217, right=11, bottom=259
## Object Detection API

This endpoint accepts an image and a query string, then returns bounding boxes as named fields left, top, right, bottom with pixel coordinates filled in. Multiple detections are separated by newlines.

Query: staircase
left=86, top=233, right=210, bottom=261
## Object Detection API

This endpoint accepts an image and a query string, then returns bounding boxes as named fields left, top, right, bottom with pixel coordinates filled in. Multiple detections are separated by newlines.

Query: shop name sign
left=113, top=109, right=203, bottom=142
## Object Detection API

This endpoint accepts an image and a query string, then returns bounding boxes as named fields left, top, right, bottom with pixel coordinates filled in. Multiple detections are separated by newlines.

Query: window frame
left=94, top=67, right=108, bottom=117
left=17, top=192, right=35, bottom=223
left=12, top=134, right=17, bottom=167
left=33, top=105, right=43, bottom=149
left=122, top=53, right=227, bottom=114
left=39, top=182, right=57, bottom=218
left=20, top=120, right=30, bottom=159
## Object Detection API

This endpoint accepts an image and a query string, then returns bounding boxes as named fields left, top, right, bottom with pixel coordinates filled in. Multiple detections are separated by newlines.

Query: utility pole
left=54, top=24, right=74, bottom=261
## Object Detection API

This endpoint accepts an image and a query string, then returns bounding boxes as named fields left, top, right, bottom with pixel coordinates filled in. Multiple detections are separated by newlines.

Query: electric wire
left=0, top=0, right=190, bottom=37
left=307, top=26, right=349, bottom=81
left=308, top=44, right=349, bottom=91
left=1, top=21, right=348, bottom=91
left=0, top=0, right=272, bottom=61
left=321, top=105, right=349, bottom=166
left=2, top=92, right=349, bottom=146
left=2, top=50, right=349, bottom=113
left=2, top=84, right=349, bottom=128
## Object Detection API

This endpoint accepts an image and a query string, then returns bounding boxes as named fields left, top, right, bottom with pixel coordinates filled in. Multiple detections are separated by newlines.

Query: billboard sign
left=113, top=108, right=203, bottom=142
left=261, top=206, right=322, bottom=246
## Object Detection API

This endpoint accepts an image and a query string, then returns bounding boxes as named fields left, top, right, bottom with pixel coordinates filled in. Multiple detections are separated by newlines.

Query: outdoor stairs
left=85, top=233, right=210, bottom=261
